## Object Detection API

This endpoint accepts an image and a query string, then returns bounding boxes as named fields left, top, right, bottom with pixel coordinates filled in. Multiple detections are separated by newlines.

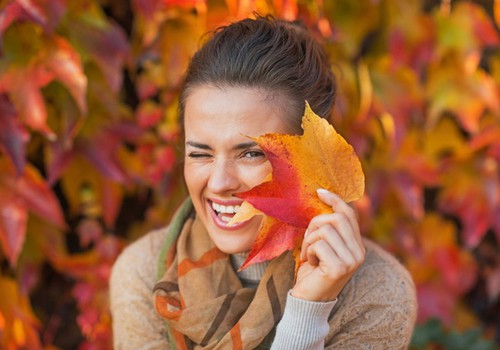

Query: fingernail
left=317, top=188, right=329, bottom=194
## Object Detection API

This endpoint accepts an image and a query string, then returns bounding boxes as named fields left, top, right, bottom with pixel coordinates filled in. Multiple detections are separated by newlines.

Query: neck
left=230, top=252, right=268, bottom=288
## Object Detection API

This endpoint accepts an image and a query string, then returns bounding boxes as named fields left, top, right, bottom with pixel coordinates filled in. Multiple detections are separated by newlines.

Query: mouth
left=210, top=201, right=241, bottom=223
left=208, top=199, right=248, bottom=229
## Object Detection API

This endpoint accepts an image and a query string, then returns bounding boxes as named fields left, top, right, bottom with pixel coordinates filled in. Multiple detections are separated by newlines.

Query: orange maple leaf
left=231, top=102, right=365, bottom=269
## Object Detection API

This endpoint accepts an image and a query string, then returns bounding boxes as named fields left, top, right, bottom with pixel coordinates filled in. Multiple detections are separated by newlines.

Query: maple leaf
left=0, top=187, right=28, bottom=266
left=0, top=94, right=29, bottom=175
left=231, top=102, right=364, bottom=269
left=0, top=156, right=65, bottom=266
left=67, top=16, right=128, bottom=93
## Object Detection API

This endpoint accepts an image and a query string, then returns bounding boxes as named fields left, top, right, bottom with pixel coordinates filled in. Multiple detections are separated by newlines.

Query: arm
left=271, top=189, right=417, bottom=349
left=270, top=292, right=336, bottom=350
left=272, top=188, right=365, bottom=349
left=109, top=228, right=170, bottom=350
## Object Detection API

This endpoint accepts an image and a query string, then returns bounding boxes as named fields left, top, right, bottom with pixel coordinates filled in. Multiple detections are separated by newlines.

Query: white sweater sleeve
left=270, top=291, right=337, bottom=350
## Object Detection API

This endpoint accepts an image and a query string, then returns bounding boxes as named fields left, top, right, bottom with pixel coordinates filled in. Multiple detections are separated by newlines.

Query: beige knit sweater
left=110, top=227, right=417, bottom=349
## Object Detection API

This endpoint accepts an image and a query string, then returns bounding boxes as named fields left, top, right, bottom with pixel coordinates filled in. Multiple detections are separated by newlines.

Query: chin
left=209, top=231, right=253, bottom=255
left=201, top=210, right=261, bottom=255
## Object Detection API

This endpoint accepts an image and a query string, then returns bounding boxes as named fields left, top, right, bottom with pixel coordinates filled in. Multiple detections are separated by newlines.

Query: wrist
left=290, top=287, right=339, bottom=302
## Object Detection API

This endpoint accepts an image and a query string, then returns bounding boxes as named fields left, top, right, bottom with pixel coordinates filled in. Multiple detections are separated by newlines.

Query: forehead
left=183, top=85, right=292, bottom=142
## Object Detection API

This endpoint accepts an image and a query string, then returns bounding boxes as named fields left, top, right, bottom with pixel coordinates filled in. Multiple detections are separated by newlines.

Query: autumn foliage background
left=1, top=0, right=500, bottom=349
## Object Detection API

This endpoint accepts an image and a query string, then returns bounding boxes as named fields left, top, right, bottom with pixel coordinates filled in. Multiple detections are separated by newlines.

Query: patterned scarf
left=153, top=199, right=295, bottom=350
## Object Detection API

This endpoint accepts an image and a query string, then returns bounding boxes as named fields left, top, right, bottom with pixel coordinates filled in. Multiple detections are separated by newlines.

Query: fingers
left=315, top=189, right=363, bottom=245
left=305, top=238, right=358, bottom=279
left=292, top=189, right=365, bottom=302
left=305, top=226, right=357, bottom=268
left=294, top=226, right=364, bottom=301
left=302, top=221, right=364, bottom=265
left=307, top=211, right=362, bottom=250
left=300, top=188, right=365, bottom=264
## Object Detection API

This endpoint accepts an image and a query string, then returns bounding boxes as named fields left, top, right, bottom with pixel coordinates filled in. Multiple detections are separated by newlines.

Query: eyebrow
left=185, top=140, right=258, bottom=150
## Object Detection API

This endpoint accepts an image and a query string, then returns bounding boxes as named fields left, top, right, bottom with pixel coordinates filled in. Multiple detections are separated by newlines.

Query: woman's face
left=183, top=85, right=291, bottom=254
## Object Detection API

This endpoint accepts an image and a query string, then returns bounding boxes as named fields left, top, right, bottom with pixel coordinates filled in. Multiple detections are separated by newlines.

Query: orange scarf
left=153, top=199, right=295, bottom=349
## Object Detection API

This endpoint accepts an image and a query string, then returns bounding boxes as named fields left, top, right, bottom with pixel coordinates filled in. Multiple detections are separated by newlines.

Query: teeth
left=211, top=202, right=240, bottom=214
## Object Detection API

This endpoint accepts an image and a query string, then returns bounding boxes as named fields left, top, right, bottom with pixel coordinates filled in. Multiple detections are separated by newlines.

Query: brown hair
left=179, top=15, right=336, bottom=131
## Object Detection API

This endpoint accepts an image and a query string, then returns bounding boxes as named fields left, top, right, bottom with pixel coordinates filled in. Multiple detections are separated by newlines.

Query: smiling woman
left=109, top=15, right=417, bottom=350
left=183, top=86, right=291, bottom=255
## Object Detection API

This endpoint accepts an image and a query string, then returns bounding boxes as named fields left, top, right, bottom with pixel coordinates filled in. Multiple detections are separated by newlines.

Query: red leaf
left=0, top=187, right=28, bottom=266
left=131, top=0, right=159, bottom=18
left=46, top=37, right=87, bottom=113
left=0, top=0, right=66, bottom=36
left=240, top=216, right=303, bottom=270
left=15, top=0, right=47, bottom=26
left=69, top=20, right=128, bottom=92
left=432, top=246, right=477, bottom=294
left=237, top=104, right=364, bottom=226
left=417, top=283, right=455, bottom=325
left=463, top=2, right=500, bottom=47
left=273, top=0, right=297, bottom=20
left=78, top=137, right=128, bottom=183
left=0, top=94, right=29, bottom=175
left=470, top=125, right=500, bottom=162
left=45, top=139, right=74, bottom=185
left=18, top=79, right=53, bottom=136
left=439, top=160, right=499, bottom=248
left=232, top=103, right=364, bottom=267
left=0, top=67, right=55, bottom=138
left=136, top=101, right=163, bottom=128
left=0, top=34, right=84, bottom=139
left=0, top=2, right=26, bottom=41
left=76, top=123, right=141, bottom=186
left=393, top=172, right=424, bottom=220
left=370, top=63, right=423, bottom=146
left=0, top=159, right=66, bottom=228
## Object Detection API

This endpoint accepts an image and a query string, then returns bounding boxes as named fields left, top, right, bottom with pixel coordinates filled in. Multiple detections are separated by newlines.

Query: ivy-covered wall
left=0, top=0, right=499, bottom=348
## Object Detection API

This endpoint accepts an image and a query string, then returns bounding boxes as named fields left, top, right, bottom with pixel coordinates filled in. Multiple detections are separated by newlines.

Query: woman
left=110, top=16, right=417, bottom=349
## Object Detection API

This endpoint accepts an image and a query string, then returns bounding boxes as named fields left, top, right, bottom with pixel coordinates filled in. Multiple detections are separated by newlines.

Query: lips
left=208, top=199, right=248, bottom=229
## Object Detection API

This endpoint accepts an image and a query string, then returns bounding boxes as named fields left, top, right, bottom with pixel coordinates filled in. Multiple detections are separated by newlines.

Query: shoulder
left=110, top=226, right=169, bottom=292
left=355, top=239, right=416, bottom=305
left=109, top=227, right=171, bottom=349
left=345, top=238, right=417, bottom=315
left=326, top=239, right=417, bottom=349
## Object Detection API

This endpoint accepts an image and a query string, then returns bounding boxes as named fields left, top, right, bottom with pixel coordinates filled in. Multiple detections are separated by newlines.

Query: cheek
left=184, top=163, right=204, bottom=194
left=240, top=162, right=273, bottom=188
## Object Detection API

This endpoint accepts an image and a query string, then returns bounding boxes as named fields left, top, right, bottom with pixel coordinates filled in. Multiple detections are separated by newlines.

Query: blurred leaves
left=0, top=0, right=499, bottom=348
left=411, top=318, right=497, bottom=350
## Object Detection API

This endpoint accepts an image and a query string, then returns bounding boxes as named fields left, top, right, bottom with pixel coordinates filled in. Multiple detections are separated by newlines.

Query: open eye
left=242, top=150, right=266, bottom=159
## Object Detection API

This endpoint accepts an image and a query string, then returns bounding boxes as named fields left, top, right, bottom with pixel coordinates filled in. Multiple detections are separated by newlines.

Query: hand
left=291, top=189, right=365, bottom=302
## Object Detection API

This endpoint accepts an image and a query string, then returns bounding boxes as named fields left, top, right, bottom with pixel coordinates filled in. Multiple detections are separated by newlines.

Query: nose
left=207, top=159, right=240, bottom=195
